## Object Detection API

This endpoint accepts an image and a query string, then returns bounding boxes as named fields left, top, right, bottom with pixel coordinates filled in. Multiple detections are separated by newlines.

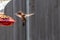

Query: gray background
left=0, top=0, right=60, bottom=40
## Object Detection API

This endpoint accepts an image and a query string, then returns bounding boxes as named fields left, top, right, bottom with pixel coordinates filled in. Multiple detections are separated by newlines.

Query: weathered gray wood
left=30, top=0, right=60, bottom=40
left=0, top=0, right=60, bottom=40
left=5, top=0, right=26, bottom=40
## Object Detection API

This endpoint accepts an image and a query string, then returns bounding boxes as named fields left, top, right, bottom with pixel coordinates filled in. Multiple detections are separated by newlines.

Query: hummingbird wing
left=15, top=13, right=22, bottom=18
left=25, top=13, right=34, bottom=17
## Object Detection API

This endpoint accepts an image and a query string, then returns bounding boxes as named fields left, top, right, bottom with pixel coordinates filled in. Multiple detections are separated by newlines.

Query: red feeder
left=0, top=14, right=15, bottom=26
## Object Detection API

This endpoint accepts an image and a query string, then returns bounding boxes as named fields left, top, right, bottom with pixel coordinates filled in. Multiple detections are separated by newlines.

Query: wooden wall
left=30, top=0, right=60, bottom=40
left=0, top=0, right=60, bottom=40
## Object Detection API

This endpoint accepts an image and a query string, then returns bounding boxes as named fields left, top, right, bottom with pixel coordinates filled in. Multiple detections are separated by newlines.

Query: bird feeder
left=0, top=0, right=15, bottom=26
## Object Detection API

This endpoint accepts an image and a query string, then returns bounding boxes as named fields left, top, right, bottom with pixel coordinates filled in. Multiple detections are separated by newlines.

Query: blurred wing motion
left=25, top=13, right=34, bottom=17
left=16, top=13, right=34, bottom=18
left=16, top=13, right=22, bottom=18
left=0, top=14, right=15, bottom=26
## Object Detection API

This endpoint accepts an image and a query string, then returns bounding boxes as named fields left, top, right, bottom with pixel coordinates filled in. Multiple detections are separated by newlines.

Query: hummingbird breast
left=21, top=15, right=26, bottom=22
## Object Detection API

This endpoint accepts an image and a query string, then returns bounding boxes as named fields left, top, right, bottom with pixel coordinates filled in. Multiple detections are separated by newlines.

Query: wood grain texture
left=0, top=0, right=60, bottom=40
left=30, top=0, right=60, bottom=40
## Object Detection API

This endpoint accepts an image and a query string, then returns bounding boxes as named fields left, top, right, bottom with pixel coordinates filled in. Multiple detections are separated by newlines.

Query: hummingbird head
left=17, top=11, right=25, bottom=16
left=17, top=12, right=22, bottom=15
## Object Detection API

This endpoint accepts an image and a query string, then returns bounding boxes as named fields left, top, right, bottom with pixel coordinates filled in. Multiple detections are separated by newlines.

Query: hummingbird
left=16, top=11, right=34, bottom=26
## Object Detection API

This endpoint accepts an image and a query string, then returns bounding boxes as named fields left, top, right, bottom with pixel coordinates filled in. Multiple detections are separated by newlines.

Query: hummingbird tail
left=22, top=22, right=26, bottom=26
